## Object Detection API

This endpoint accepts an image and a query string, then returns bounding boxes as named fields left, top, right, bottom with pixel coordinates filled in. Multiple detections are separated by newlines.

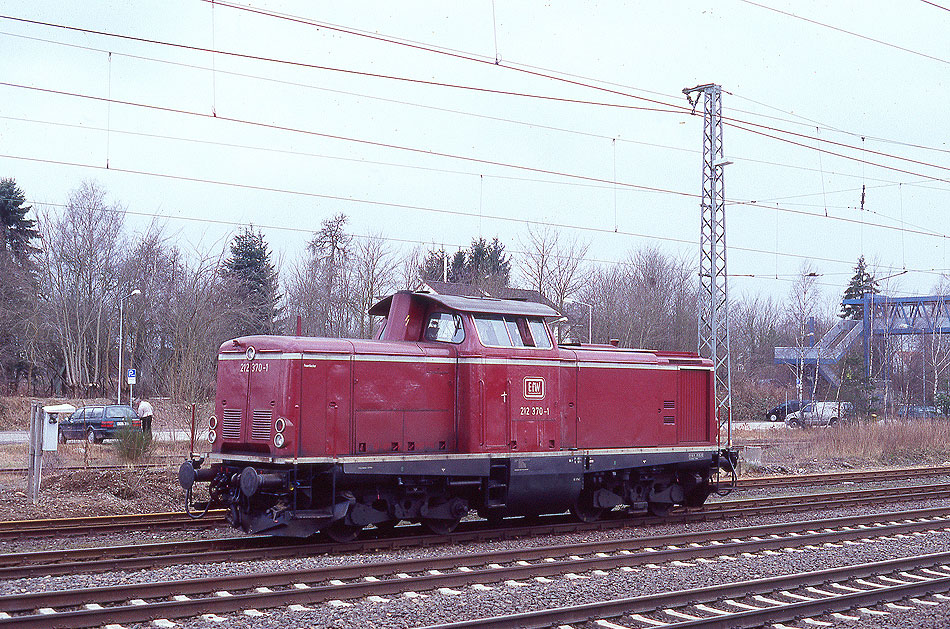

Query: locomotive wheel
left=648, top=501, right=672, bottom=517
left=571, top=489, right=605, bottom=523
left=324, top=520, right=361, bottom=543
left=423, top=517, right=461, bottom=535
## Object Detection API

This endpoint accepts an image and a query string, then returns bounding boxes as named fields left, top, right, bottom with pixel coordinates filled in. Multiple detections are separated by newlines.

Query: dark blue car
left=59, top=405, right=143, bottom=444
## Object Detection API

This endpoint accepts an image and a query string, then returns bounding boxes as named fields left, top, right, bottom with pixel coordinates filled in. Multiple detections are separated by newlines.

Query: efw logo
left=523, top=377, right=545, bottom=400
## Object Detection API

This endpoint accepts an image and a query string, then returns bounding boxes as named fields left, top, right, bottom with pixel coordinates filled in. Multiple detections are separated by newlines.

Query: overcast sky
left=1, top=1, right=948, bottom=307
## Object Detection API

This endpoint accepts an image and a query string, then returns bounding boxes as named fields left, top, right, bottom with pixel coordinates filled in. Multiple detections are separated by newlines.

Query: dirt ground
left=0, top=439, right=194, bottom=521
left=0, top=393, right=206, bottom=521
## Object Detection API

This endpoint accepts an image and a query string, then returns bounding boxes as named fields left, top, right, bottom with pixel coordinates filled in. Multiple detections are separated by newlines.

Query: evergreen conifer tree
left=418, top=237, right=511, bottom=290
left=0, top=178, right=40, bottom=390
left=223, top=226, right=281, bottom=335
left=0, top=178, right=40, bottom=262
left=840, top=255, right=878, bottom=320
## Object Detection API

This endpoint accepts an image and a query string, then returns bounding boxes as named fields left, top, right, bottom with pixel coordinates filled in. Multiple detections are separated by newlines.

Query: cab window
left=473, top=315, right=552, bottom=349
left=424, top=312, right=465, bottom=343
left=526, top=319, right=552, bottom=348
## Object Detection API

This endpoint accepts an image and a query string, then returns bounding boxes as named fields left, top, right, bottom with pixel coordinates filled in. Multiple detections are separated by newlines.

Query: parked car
left=897, top=405, right=940, bottom=419
left=785, top=401, right=854, bottom=428
left=764, top=400, right=804, bottom=422
left=58, top=405, right=143, bottom=444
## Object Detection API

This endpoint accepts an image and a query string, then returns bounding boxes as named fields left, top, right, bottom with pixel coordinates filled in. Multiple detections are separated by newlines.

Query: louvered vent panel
left=663, top=400, right=676, bottom=409
left=252, top=409, right=273, bottom=440
left=221, top=408, right=242, bottom=440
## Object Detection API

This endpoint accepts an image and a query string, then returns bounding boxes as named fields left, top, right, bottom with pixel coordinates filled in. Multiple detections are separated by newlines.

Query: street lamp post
left=117, top=289, right=141, bottom=405
left=566, top=300, right=593, bottom=344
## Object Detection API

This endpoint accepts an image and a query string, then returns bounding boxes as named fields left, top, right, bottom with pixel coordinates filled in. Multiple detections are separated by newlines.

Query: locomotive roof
left=369, top=291, right=560, bottom=318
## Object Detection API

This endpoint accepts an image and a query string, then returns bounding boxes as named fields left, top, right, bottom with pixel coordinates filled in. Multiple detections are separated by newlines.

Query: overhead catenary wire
left=2, top=103, right=945, bottom=245
left=0, top=80, right=697, bottom=198
left=9, top=188, right=941, bottom=296
left=2, top=8, right=948, bottom=297
left=203, top=0, right=950, bottom=165
left=920, top=0, right=950, bottom=12
left=3, top=151, right=945, bottom=278
left=738, top=0, right=950, bottom=66
left=2, top=14, right=948, bottom=175
left=199, top=1, right=950, bottom=170
left=0, top=15, right=685, bottom=117
left=5, top=79, right=949, bottom=231
left=6, top=112, right=942, bottom=248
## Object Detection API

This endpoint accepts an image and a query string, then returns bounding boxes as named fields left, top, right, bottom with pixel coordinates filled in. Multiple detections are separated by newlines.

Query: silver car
left=785, top=401, right=854, bottom=428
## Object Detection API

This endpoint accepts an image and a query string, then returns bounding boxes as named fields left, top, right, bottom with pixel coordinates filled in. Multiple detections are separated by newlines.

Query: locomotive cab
left=181, top=290, right=733, bottom=539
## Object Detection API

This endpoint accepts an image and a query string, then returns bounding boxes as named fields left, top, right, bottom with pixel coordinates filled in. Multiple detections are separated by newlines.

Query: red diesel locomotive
left=180, top=290, right=737, bottom=540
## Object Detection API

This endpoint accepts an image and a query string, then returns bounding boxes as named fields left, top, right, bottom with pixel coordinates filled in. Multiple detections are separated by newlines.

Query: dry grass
left=802, top=419, right=950, bottom=466
left=736, top=419, right=950, bottom=474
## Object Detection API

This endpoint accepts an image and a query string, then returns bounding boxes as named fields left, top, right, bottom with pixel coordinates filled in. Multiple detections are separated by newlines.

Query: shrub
left=112, top=428, right=151, bottom=461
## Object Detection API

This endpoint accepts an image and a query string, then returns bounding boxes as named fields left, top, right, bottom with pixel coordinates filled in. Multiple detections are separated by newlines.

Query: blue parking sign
left=127, top=368, right=137, bottom=385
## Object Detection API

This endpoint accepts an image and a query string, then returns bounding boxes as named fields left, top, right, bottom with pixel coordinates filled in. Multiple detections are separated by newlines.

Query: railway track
left=3, top=505, right=950, bottom=628
left=735, top=463, right=950, bottom=490
left=0, top=465, right=944, bottom=542
left=422, top=552, right=950, bottom=628
left=0, top=463, right=175, bottom=475
left=3, top=482, right=949, bottom=578
left=0, top=510, right=226, bottom=540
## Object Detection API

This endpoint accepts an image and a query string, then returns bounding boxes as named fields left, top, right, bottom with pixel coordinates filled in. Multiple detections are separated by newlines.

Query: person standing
left=136, top=398, right=154, bottom=439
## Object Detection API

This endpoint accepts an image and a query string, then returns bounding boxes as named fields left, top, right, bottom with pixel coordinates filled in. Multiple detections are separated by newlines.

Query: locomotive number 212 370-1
left=520, top=406, right=550, bottom=416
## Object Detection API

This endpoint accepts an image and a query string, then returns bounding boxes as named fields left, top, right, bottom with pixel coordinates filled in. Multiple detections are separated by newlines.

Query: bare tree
left=785, top=263, right=823, bottom=402
left=519, top=226, right=590, bottom=308
left=162, top=249, right=242, bottom=403
left=348, top=235, right=400, bottom=338
left=577, top=247, right=696, bottom=350
left=39, top=181, right=126, bottom=397
left=285, top=214, right=354, bottom=337
left=398, top=245, right=426, bottom=290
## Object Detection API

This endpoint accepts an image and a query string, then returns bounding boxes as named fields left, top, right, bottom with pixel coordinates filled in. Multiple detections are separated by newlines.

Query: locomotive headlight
left=274, top=417, right=286, bottom=433
left=209, top=415, right=217, bottom=430
left=273, top=432, right=285, bottom=448
left=207, top=429, right=217, bottom=444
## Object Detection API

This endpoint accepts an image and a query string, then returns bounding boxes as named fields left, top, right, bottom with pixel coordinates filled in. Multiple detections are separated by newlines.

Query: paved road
left=735, top=421, right=785, bottom=430
left=0, top=430, right=193, bottom=444
left=0, top=431, right=27, bottom=444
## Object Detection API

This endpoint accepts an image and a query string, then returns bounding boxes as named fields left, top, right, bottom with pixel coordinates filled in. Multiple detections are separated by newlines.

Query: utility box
left=41, top=403, right=75, bottom=452
left=41, top=412, right=58, bottom=451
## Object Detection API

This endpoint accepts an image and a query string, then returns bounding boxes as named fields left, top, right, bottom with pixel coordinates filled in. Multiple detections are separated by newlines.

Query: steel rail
left=2, top=509, right=950, bottom=627
left=0, top=511, right=227, bottom=539
left=0, top=463, right=176, bottom=475
left=419, top=552, right=950, bottom=628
